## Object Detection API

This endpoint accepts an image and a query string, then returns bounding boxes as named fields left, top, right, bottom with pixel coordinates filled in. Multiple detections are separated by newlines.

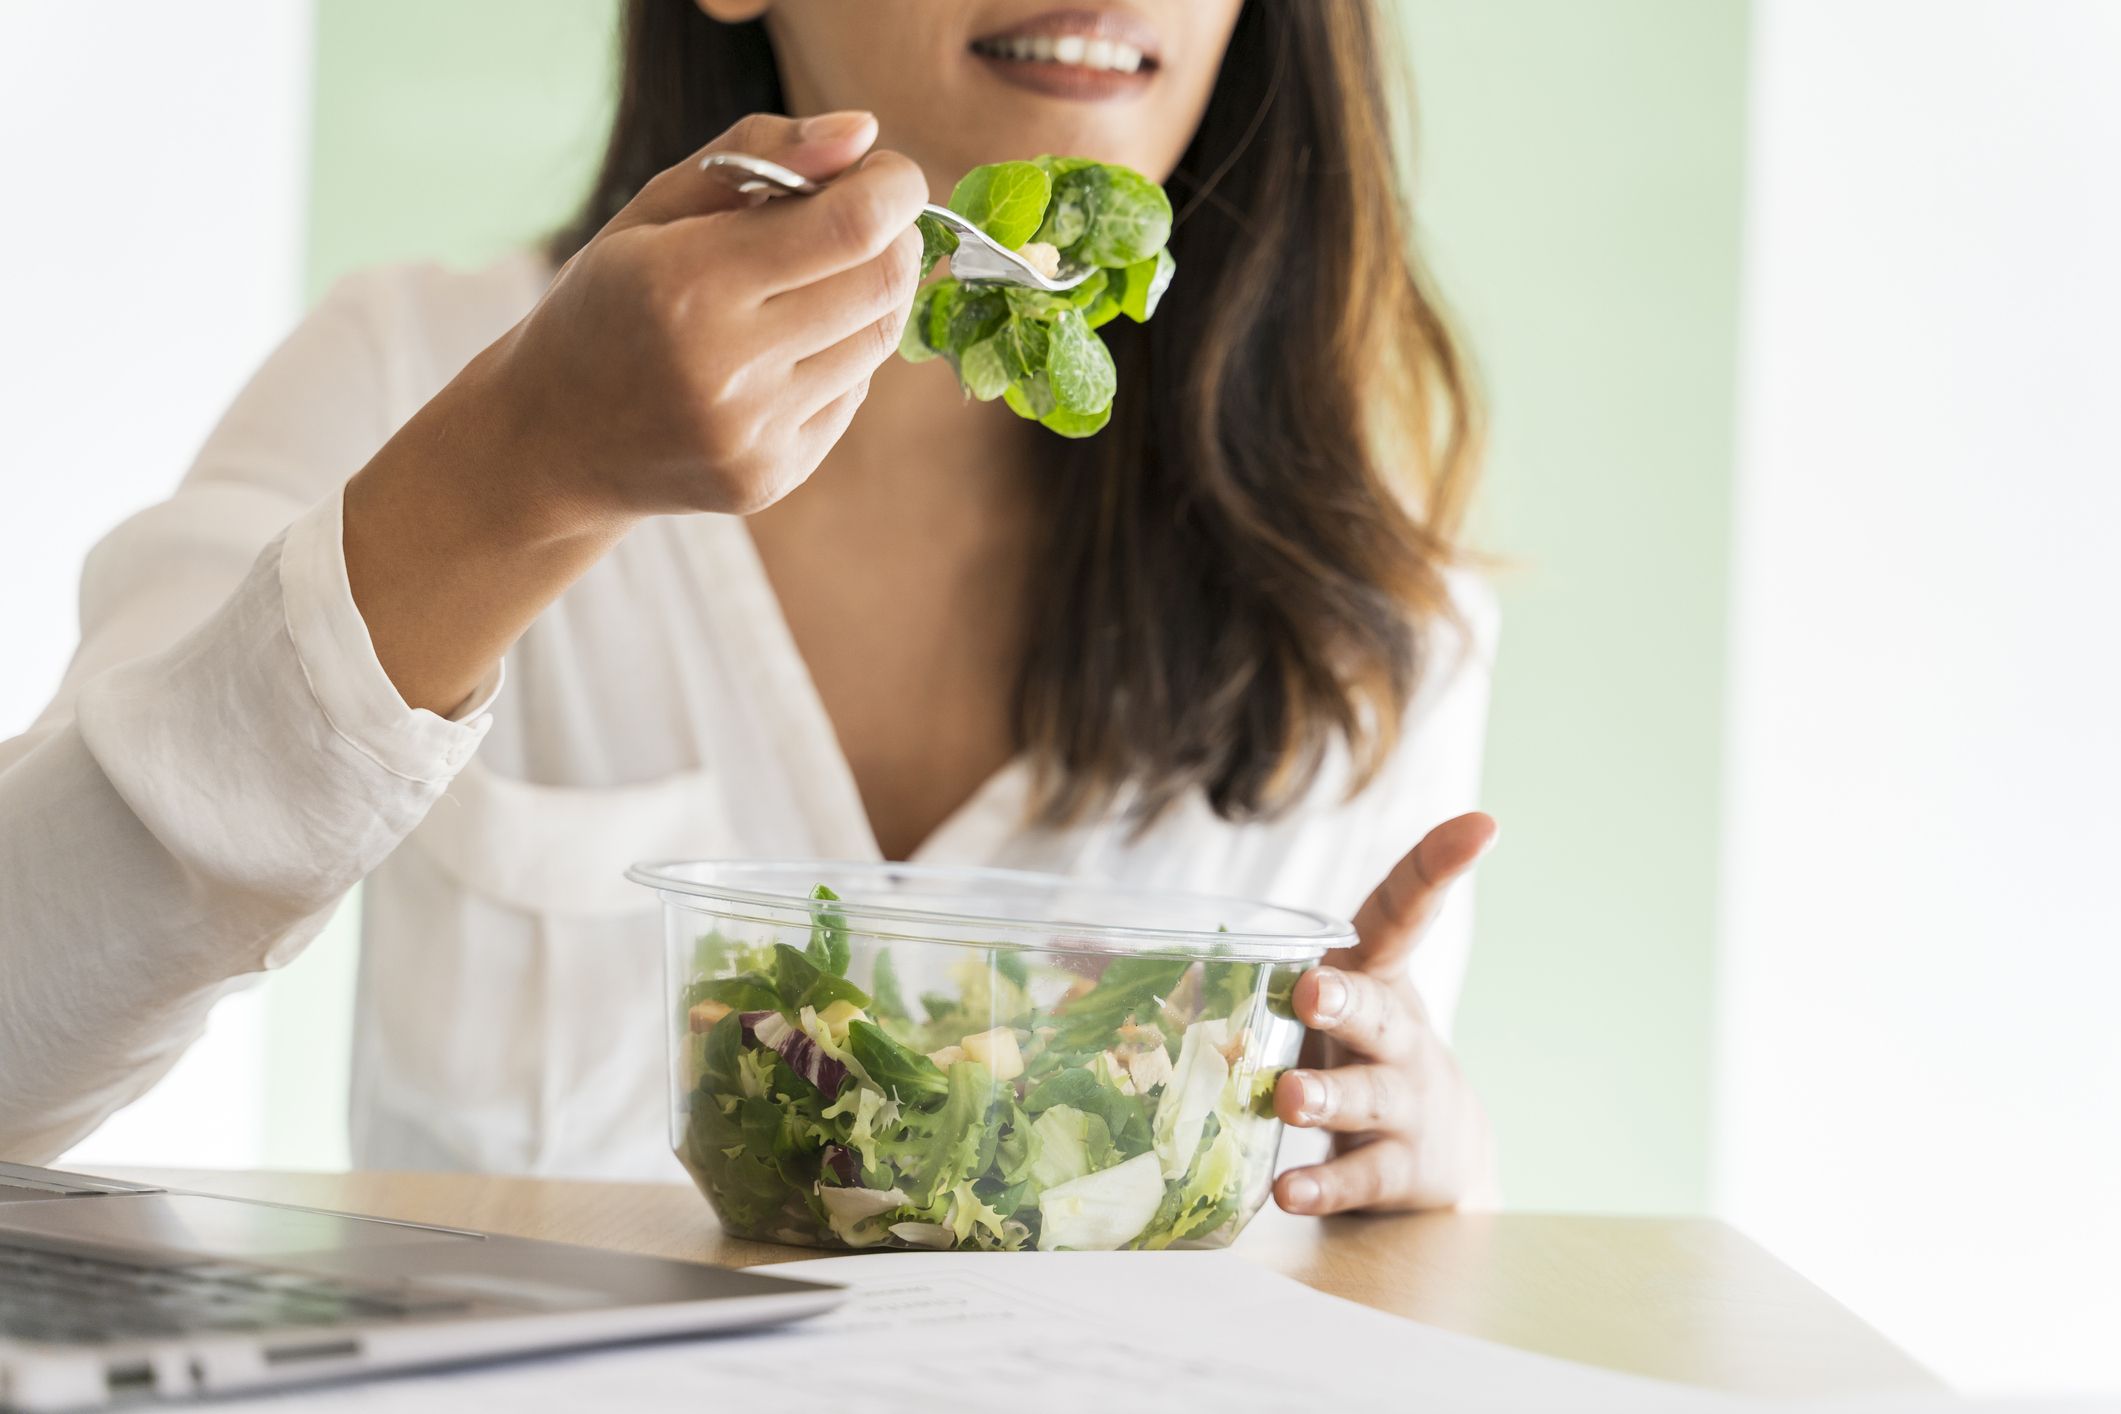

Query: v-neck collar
left=676, top=512, right=1032, bottom=866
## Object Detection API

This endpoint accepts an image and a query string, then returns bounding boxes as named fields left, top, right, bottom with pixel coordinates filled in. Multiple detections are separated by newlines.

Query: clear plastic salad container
left=626, top=860, right=1348, bottom=1252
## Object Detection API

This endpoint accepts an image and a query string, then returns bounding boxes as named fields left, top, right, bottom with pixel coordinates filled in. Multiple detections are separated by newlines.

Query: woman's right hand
left=342, top=110, right=926, bottom=714
left=492, top=110, right=928, bottom=525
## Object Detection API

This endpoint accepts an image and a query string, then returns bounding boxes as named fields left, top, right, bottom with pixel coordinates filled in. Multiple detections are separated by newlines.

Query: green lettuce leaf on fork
left=900, top=156, right=1176, bottom=438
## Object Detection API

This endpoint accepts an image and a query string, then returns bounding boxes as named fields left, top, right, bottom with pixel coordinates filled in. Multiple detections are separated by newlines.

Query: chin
left=902, top=111, right=1180, bottom=191
left=889, top=32, right=1194, bottom=188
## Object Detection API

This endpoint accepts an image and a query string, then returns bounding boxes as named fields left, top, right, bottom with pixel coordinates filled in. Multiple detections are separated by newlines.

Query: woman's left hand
left=1273, top=811, right=1502, bottom=1215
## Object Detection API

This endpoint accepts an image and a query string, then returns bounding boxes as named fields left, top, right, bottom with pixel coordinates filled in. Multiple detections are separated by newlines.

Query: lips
left=969, top=7, right=1162, bottom=100
left=974, top=32, right=1150, bottom=74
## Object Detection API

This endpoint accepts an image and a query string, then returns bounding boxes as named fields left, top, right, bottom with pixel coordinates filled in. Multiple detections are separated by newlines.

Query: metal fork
left=700, top=152, right=1093, bottom=292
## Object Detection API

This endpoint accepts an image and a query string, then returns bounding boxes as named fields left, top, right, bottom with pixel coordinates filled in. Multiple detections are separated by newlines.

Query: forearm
left=0, top=727, right=338, bottom=1159
left=342, top=336, right=634, bottom=715
left=341, top=115, right=938, bottom=716
left=0, top=516, right=489, bottom=1159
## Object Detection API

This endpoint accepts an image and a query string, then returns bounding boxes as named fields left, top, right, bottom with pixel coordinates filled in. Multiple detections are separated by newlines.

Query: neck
left=740, top=334, right=1051, bottom=860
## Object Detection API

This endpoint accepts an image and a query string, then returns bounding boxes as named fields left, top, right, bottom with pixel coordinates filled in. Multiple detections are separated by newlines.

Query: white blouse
left=0, top=252, right=1497, bottom=1182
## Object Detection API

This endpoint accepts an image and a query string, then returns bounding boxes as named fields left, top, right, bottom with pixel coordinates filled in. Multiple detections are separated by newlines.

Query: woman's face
left=698, top=0, right=1245, bottom=192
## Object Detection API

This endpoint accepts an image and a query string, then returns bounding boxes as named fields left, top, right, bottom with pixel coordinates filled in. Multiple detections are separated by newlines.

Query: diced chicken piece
left=1017, top=240, right=1062, bottom=279
left=1126, top=1043, right=1174, bottom=1095
left=961, top=1027, right=1025, bottom=1082
left=927, top=1044, right=967, bottom=1069
left=818, top=998, right=866, bottom=1036
left=688, top=999, right=731, bottom=1033
left=1159, top=964, right=1203, bottom=1025
left=1116, top=1019, right=1167, bottom=1052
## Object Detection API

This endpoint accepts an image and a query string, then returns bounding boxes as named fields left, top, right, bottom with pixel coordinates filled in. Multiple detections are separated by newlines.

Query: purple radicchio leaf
left=740, top=1010, right=848, bottom=1096
left=822, top=1144, right=859, bottom=1186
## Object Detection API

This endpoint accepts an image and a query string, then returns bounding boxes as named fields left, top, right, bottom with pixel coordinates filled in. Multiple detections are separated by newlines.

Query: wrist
left=340, top=337, right=635, bottom=716
left=400, top=332, right=636, bottom=553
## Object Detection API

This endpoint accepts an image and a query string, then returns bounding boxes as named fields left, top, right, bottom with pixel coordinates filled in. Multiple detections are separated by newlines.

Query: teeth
left=979, top=34, right=1150, bottom=73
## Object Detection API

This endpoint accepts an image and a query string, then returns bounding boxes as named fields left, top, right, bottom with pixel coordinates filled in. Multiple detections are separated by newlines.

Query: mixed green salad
left=676, top=886, right=1300, bottom=1251
left=897, top=156, right=1176, bottom=438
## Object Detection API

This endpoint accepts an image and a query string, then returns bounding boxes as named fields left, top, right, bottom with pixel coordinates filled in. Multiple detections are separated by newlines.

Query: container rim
left=624, top=858, right=1350, bottom=961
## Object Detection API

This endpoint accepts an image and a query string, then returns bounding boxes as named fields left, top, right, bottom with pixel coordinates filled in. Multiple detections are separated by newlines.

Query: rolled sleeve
left=0, top=262, right=519, bottom=1162
left=279, top=487, right=498, bottom=782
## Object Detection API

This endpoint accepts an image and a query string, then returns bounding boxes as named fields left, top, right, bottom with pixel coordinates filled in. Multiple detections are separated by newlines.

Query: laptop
left=0, top=1163, right=842, bottom=1411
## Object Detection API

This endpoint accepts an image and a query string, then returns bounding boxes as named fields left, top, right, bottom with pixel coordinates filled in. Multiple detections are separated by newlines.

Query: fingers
left=728, top=376, right=874, bottom=517
left=1337, top=811, right=1499, bottom=972
left=791, top=304, right=913, bottom=422
left=1275, top=1059, right=1417, bottom=1135
left=718, top=149, right=930, bottom=294
left=615, top=110, right=880, bottom=230
left=1291, top=966, right=1417, bottom=1062
left=1275, top=1140, right=1421, bottom=1216
left=768, top=226, right=925, bottom=359
left=793, top=378, right=872, bottom=470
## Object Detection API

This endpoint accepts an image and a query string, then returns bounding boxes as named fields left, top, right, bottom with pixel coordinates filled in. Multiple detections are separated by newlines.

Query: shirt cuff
left=279, top=487, right=497, bottom=783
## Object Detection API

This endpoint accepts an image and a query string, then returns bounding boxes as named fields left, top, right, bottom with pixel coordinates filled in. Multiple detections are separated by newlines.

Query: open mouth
left=970, top=33, right=1154, bottom=74
left=968, top=9, right=1162, bottom=98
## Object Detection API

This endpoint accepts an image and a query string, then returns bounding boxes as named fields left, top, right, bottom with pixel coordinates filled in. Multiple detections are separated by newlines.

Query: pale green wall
left=1399, top=1, right=1750, bottom=1212
left=305, top=0, right=618, bottom=299
left=276, top=0, right=1751, bottom=1212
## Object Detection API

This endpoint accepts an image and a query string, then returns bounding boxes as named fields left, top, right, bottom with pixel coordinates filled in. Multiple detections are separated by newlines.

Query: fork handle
left=698, top=152, right=821, bottom=197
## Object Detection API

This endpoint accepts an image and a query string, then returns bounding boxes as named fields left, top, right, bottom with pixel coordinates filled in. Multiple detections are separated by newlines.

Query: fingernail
left=1284, top=1173, right=1321, bottom=1211
left=799, top=110, right=872, bottom=142
left=1310, top=968, right=1347, bottom=1025
left=1293, top=1071, right=1326, bottom=1122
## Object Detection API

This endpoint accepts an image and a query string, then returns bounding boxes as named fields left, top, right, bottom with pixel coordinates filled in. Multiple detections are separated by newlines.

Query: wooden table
left=116, top=1169, right=1939, bottom=1400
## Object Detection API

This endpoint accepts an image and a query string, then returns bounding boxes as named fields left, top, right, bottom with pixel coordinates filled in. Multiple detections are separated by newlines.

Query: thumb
left=1332, top=812, right=1499, bottom=973
left=612, top=110, right=880, bottom=232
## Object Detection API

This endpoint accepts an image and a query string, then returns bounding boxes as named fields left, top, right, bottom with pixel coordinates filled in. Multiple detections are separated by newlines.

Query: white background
left=1, top=0, right=315, bottom=1171
left=1717, top=0, right=2121, bottom=1395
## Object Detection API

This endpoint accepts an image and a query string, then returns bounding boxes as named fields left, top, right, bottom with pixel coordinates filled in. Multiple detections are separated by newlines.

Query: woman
left=0, top=0, right=1497, bottom=1217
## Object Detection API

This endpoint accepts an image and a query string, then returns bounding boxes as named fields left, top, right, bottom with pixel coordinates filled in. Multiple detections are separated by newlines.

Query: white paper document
left=215, top=1251, right=1736, bottom=1412
left=212, top=1252, right=2109, bottom=1413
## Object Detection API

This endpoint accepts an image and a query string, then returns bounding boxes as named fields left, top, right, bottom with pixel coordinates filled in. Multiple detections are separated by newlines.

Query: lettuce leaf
left=946, top=160, right=1052, bottom=249
left=1027, top=1104, right=1116, bottom=1191
left=805, top=883, right=851, bottom=975
left=847, top=1018, right=949, bottom=1103
left=1153, top=1017, right=1234, bottom=1179
left=773, top=943, right=869, bottom=1015
left=1138, top=1122, right=1246, bottom=1250
left=876, top=1060, right=997, bottom=1206
left=1036, top=1151, right=1165, bottom=1251
left=899, top=156, right=1176, bottom=439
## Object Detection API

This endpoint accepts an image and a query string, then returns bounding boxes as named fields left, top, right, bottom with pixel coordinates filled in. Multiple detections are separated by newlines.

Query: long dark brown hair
left=552, top=1, right=1480, bottom=826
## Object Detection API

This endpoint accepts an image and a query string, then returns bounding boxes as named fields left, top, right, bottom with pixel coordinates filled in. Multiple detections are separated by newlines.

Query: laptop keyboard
left=0, top=1243, right=472, bottom=1346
